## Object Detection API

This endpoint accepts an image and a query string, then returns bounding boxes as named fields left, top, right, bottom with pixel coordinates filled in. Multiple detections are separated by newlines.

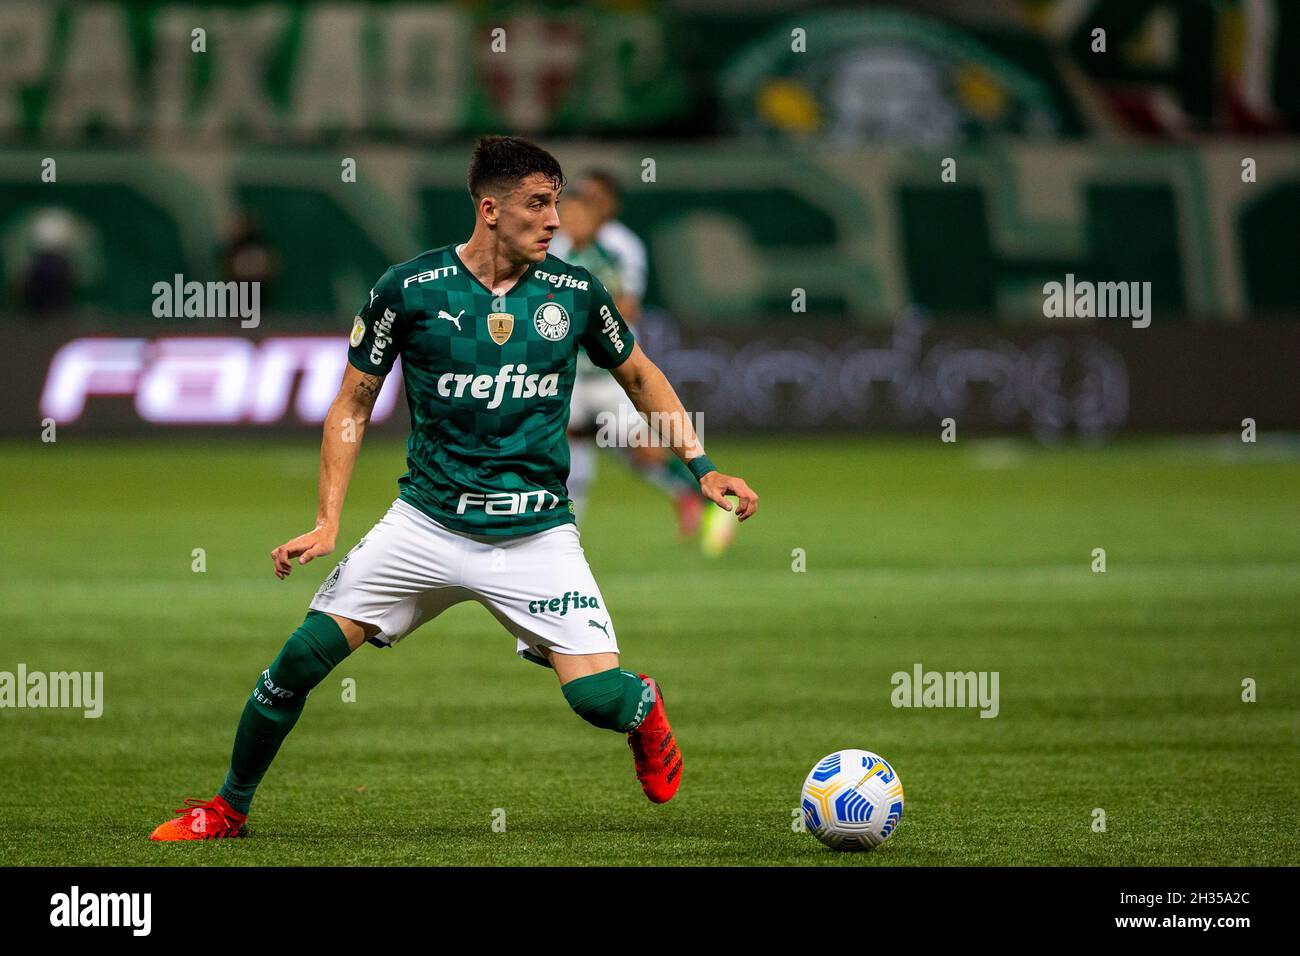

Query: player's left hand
left=700, top=471, right=759, bottom=521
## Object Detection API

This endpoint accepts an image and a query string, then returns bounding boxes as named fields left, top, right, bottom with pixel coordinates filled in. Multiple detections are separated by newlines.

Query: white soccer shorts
left=308, top=497, right=619, bottom=666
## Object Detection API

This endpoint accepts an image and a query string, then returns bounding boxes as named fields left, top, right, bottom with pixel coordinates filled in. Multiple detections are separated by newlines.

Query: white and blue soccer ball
left=801, top=749, right=904, bottom=851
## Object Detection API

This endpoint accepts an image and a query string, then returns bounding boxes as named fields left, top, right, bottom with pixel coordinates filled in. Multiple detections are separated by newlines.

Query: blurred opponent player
left=552, top=173, right=737, bottom=555
left=149, top=137, right=758, bottom=840
left=552, top=189, right=707, bottom=532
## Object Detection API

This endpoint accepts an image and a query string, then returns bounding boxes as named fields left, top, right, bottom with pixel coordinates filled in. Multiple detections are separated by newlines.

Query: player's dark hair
left=467, top=136, right=566, bottom=201
left=583, top=169, right=621, bottom=202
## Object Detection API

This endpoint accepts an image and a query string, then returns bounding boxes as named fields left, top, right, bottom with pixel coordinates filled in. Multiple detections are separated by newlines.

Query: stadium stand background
left=2, top=0, right=1297, bottom=434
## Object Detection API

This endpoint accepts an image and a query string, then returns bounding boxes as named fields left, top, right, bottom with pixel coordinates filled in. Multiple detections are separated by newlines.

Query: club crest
left=533, top=302, right=570, bottom=341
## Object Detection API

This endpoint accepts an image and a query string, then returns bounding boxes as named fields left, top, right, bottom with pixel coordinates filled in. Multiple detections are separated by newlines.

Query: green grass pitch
left=1, top=435, right=1297, bottom=866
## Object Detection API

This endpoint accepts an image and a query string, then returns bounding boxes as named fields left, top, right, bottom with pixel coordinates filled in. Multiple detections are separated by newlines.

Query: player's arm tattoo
left=352, top=373, right=382, bottom=408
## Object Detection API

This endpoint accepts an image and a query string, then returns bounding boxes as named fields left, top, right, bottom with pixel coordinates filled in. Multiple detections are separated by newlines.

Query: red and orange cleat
left=628, top=675, right=682, bottom=804
left=150, top=795, right=248, bottom=841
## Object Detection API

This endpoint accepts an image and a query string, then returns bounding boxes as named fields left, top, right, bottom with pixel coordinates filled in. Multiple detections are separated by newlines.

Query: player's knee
left=256, top=611, right=352, bottom=705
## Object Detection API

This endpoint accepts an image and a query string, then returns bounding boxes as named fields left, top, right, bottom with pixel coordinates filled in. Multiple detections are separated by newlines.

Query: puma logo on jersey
left=438, top=309, right=465, bottom=331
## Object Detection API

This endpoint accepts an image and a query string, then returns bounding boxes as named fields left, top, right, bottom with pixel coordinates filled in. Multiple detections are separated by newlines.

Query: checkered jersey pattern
left=347, top=244, right=635, bottom=536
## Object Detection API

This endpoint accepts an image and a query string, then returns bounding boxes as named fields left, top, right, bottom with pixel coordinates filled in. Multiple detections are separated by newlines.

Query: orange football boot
left=628, top=675, right=682, bottom=804
left=150, top=795, right=249, bottom=841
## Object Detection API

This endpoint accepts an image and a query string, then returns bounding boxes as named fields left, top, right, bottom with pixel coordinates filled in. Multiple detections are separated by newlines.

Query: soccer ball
left=800, top=749, right=904, bottom=851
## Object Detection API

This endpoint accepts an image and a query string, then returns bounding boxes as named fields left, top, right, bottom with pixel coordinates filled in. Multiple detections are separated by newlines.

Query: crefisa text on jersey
left=370, top=307, right=397, bottom=364
left=533, top=269, right=589, bottom=290
left=435, top=364, right=560, bottom=409
left=598, top=305, right=625, bottom=354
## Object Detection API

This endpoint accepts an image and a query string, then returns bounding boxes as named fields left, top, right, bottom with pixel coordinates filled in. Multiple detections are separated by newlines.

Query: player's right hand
left=271, top=525, right=337, bottom=579
left=699, top=471, right=759, bottom=521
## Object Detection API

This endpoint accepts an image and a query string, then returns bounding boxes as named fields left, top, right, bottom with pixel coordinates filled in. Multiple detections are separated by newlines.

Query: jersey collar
left=452, top=243, right=534, bottom=298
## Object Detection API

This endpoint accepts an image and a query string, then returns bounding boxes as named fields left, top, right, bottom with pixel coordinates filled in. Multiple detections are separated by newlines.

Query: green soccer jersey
left=348, top=243, right=636, bottom=536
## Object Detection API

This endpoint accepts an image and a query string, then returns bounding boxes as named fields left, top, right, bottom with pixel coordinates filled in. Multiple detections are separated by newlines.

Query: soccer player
left=150, top=137, right=759, bottom=841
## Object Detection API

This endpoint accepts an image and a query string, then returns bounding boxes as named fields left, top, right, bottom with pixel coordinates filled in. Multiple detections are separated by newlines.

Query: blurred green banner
left=2, top=143, right=1296, bottom=321
left=3, top=1, right=1298, bottom=143
left=0, top=1, right=693, bottom=141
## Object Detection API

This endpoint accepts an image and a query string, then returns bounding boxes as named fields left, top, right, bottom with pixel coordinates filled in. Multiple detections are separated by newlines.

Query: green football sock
left=562, top=667, right=655, bottom=733
left=218, top=611, right=352, bottom=814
